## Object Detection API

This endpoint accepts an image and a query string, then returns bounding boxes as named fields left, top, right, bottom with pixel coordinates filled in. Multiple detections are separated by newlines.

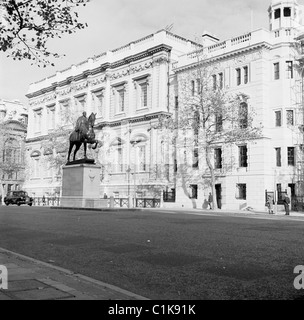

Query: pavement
left=0, top=247, right=149, bottom=300
left=0, top=206, right=303, bottom=300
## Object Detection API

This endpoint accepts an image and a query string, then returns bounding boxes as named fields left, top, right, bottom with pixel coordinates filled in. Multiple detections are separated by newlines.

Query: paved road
left=0, top=205, right=304, bottom=300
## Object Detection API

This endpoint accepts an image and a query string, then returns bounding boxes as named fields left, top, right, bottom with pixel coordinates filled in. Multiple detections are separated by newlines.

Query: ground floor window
left=189, top=184, right=198, bottom=199
left=236, top=184, right=246, bottom=200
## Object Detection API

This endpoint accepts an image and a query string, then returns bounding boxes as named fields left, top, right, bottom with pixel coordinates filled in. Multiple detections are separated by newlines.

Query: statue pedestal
left=61, top=163, right=107, bottom=208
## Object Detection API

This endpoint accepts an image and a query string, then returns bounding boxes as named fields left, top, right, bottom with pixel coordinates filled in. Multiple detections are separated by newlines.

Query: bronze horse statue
left=67, top=112, right=99, bottom=163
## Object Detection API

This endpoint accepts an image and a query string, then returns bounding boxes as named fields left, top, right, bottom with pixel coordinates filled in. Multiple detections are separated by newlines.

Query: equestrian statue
left=67, top=111, right=99, bottom=163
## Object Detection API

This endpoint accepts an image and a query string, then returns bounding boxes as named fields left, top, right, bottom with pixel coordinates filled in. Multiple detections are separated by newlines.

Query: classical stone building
left=170, top=0, right=304, bottom=211
left=24, top=0, right=304, bottom=211
left=24, top=30, right=199, bottom=201
left=0, top=99, right=28, bottom=198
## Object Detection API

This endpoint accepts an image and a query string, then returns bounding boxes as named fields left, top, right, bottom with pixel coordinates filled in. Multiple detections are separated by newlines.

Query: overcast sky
left=0, top=0, right=271, bottom=105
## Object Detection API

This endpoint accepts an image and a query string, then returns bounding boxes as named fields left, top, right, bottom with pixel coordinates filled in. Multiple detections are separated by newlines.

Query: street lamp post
left=126, top=167, right=131, bottom=208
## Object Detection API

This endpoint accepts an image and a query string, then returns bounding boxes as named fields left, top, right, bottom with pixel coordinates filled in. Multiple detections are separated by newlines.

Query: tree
left=0, top=0, right=89, bottom=66
left=159, top=50, right=262, bottom=209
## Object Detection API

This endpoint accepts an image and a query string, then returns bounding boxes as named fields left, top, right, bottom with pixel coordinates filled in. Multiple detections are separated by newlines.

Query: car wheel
left=17, top=202, right=21, bottom=206
left=28, top=203, right=32, bottom=206
left=5, top=202, right=9, bottom=206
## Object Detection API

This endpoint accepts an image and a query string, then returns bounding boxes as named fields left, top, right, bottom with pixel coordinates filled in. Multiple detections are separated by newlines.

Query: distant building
left=0, top=99, right=28, bottom=198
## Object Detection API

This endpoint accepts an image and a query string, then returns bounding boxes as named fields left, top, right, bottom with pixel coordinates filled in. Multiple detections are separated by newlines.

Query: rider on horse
left=75, top=111, right=88, bottom=141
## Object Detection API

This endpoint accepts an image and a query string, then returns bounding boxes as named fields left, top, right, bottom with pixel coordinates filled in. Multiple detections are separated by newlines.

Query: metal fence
left=136, top=198, right=160, bottom=208
left=113, top=198, right=130, bottom=208
left=33, top=197, right=61, bottom=206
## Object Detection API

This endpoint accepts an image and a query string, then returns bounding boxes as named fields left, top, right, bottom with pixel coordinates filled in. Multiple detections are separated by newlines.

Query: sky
left=0, top=0, right=271, bottom=105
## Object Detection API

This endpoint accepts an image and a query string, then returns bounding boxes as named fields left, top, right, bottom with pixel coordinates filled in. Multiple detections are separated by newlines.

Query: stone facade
left=23, top=0, right=304, bottom=211
left=0, top=99, right=28, bottom=198
left=169, top=0, right=304, bottom=211
left=24, top=30, right=198, bottom=199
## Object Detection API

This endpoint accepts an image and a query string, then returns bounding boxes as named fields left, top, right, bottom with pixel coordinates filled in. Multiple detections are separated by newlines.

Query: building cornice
left=174, top=42, right=272, bottom=73
left=95, top=111, right=171, bottom=129
left=26, top=44, right=172, bottom=99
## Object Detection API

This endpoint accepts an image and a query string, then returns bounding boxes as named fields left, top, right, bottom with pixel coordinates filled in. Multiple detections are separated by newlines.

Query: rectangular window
left=274, top=63, right=280, bottom=80
left=192, top=147, right=199, bottom=168
left=275, top=9, right=281, bottom=19
left=175, top=96, right=179, bottom=110
left=118, top=89, right=125, bottom=112
left=197, top=79, right=201, bottom=94
left=34, top=110, right=42, bottom=133
left=215, top=113, right=223, bottom=132
left=236, top=68, right=241, bottom=86
left=47, top=106, right=55, bottom=130
left=284, top=7, right=291, bottom=17
left=236, top=184, right=247, bottom=200
left=189, top=184, right=198, bottom=199
left=286, top=110, right=294, bottom=126
left=219, top=73, right=223, bottom=89
left=191, top=80, right=195, bottom=96
left=239, top=145, right=248, bottom=167
left=288, top=147, right=295, bottom=166
left=214, top=148, right=222, bottom=169
left=212, top=74, right=217, bottom=90
left=140, top=83, right=148, bottom=108
left=117, top=147, right=123, bottom=172
left=138, top=146, right=146, bottom=171
left=275, top=148, right=281, bottom=167
left=286, top=61, right=293, bottom=79
left=239, top=102, right=248, bottom=129
left=93, top=90, right=104, bottom=117
left=275, top=111, right=282, bottom=127
left=243, top=66, right=248, bottom=84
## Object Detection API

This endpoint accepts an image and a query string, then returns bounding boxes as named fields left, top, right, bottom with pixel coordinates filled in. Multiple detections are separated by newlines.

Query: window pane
left=274, top=63, right=280, bottom=80
left=275, top=111, right=282, bottom=127
left=243, top=66, right=248, bottom=84
left=286, top=61, right=293, bottom=79
left=275, top=148, right=281, bottom=167
left=287, top=110, right=294, bottom=125
left=275, top=9, right=281, bottom=19
left=288, top=147, right=295, bottom=166
left=239, top=102, right=248, bottom=129
left=215, top=148, right=222, bottom=169
left=219, top=73, right=223, bottom=89
left=236, top=68, right=241, bottom=86
left=239, top=146, right=248, bottom=167
left=140, top=83, right=148, bottom=107
left=212, top=75, right=217, bottom=90
left=236, top=184, right=247, bottom=200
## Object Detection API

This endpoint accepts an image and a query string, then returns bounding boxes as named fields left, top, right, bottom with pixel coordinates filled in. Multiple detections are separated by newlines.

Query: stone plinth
left=61, top=163, right=106, bottom=208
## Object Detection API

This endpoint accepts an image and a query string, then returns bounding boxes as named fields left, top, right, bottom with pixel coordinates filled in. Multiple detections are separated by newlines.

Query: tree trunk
left=205, top=146, right=218, bottom=210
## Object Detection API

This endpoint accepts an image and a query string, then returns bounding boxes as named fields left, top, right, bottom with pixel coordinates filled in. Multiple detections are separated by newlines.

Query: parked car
left=4, top=190, right=33, bottom=206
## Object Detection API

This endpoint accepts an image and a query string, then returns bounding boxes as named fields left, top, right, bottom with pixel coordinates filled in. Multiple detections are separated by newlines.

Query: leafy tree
left=0, top=0, right=89, bottom=66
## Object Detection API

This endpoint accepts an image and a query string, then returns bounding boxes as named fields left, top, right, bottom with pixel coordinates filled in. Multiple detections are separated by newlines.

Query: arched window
left=110, top=137, right=125, bottom=173
left=30, top=150, right=41, bottom=178
left=130, top=134, right=149, bottom=172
